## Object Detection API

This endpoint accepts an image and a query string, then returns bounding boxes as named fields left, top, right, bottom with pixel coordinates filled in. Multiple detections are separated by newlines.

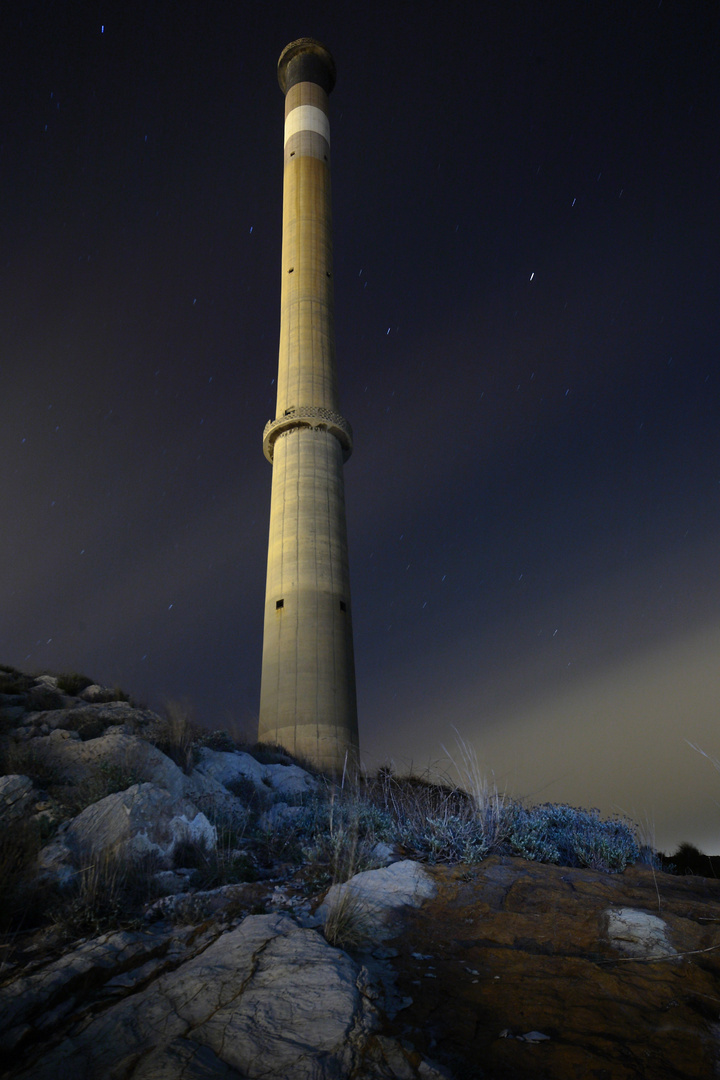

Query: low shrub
left=173, top=835, right=212, bottom=871
left=225, top=774, right=271, bottom=809
left=194, top=729, right=238, bottom=753
left=292, top=795, right=394, bottom=889
left=664, top=841, right=720, bottom=878
left=397, top=811, right=492, bottom=865
left=252, top=804, right=315, bottom=867
left=192, top=849, right=259, bottom=890
left=1, top=740, right=63, bottom=790
left=366, top=766, right=510, bottom=864
left=0, top=665, right=33, bottom=695
left=371, top=770, right=472, bottom=818
left=173, top=830, right=259, bottom=889
left=508, top=803, right=640, bottom=872
left=55, top=671, right=94, bottom=695
left=49, top=760, right=140, bottom=818
left=238, top=787, right=386, bottom=878
left=360, top=763, right=640, bottom=873
left=27, top=684, right=64, bottom=711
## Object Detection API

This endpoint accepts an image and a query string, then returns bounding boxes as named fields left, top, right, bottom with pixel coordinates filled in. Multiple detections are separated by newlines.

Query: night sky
left=3, top=2, right=719, bottom=854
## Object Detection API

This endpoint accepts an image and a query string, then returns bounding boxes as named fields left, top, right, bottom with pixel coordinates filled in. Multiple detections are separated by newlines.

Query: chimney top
left=278, top=38, right=336, bottom=96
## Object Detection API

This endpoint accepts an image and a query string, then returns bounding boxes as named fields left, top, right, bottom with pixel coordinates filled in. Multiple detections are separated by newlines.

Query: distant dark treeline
left=662, top=843, right=720, bottom=878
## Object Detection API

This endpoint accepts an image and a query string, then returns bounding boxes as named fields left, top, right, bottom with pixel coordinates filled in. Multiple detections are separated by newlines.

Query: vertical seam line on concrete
left=326, top=434, right=336, bottom=731
left=278, top=440, right=287, bottom=737
left=294, top=431, right=300, bottom=734
left=314, top=432, right=320, bottom=747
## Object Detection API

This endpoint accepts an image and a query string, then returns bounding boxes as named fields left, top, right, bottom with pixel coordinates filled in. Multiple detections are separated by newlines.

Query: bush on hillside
left=507, top=803, right=640, bottom=872
left=55, top=671, right=94, bottom=695
left=194, top=729, right=239, bottom=753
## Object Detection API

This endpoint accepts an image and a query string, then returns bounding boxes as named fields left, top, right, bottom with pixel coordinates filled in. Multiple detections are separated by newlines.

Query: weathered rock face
left=1, top=913, right=450, bottom=1080
left=80, top=683, right=127, bottom=703
left=194, top=746, right=318, bottom=799
left=3, top=667, right=720, bottom=1079
left=603, top=904, right=678, bottom=959
left=21, top=700, right=167, bottom=741
left=378, top=857, right=720, bottom=1080
left=4, top=854, right=720, bottom=1079
left=39, top=782, right=216, bottom=875
left=0, top=676, right=315, bottom=885
left=26, top=682, right=65, bottom=712
left=316, top=860, right=438, bottom=941
left=0, top=774, right=35, bottom=824
left=26, top=727, right=188, bottom=794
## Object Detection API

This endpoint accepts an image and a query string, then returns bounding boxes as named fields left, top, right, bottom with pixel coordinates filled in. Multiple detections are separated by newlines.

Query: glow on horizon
left=361, top=619, right=720, bottom=856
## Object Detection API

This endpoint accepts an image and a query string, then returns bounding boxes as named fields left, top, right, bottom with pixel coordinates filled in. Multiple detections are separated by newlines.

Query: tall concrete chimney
left=258, top=39, right=359, bottom=774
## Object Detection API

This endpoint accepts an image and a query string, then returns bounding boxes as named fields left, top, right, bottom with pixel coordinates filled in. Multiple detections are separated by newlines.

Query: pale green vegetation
left=0, top=686, right=663, bottom=951
left=0, top=730, right=645, bottom=946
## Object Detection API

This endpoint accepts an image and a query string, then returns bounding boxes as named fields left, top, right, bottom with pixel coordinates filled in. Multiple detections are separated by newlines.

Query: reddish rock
left=382, top=856, right=720, bottom=1079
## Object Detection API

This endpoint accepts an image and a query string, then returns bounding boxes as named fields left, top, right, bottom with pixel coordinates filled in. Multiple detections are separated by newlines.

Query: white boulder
left=603, top=907, right=677, bottom=960
left=316, top=860, right=437, bottom=941
left=38, top=783, right=216, bottom=876
left=193, top=748, right=317, bottom=799
left=79, top=684, right=125, bottom=703
left=24, top=728, right=187, bottom=797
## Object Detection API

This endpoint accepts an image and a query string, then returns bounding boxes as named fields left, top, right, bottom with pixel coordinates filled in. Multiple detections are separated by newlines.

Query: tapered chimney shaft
left=258, top=39, right=359, bottom=774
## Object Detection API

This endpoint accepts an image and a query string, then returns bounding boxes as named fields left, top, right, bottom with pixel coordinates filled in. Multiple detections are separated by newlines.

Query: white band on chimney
left=284, top=105, right=330, bottom=147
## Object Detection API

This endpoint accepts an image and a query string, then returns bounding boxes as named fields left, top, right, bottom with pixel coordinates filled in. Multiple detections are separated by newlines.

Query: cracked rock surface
left=3, top=671, right=720, bottom=1079
left=377, top=857, right=720, bottom=1079
left=2, top=913, right=448, bottom=1080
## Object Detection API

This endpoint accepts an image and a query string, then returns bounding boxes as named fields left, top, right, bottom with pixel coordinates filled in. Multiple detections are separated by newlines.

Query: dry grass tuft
left=0, top=819, right=52, bottom=933
left=364, top=755, right=506, bottom=865
left=323, top=887, right=374, bottom=950
left=152, top=699, right=198, bottom=772
left=54, top=848, right=162, bottom=938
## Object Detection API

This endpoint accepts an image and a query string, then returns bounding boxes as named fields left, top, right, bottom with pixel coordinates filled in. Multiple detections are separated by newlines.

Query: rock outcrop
left=2, top=666, right=720, bottom=1079
left=24, top=726, right=188, bottom=794
left=193, top=745, right=318, bottom=799
left=3, top=851, right=719, bottom=1079
left=0, top=774, right=35, bottom=823
left=316, top=860, right=438, bottom=942
left=44, top=782, right=217, bottom=872
left=378, top=857, right=720, bottom=1079
left=1, top=913, right=450, bottom=1079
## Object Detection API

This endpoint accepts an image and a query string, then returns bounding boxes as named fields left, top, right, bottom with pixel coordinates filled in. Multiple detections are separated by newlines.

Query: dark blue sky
left=3, top=1, right=719, bottom=852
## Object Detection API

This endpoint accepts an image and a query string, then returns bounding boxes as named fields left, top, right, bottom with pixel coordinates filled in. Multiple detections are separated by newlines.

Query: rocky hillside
left=1, top=666, right=719, bottom=1079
